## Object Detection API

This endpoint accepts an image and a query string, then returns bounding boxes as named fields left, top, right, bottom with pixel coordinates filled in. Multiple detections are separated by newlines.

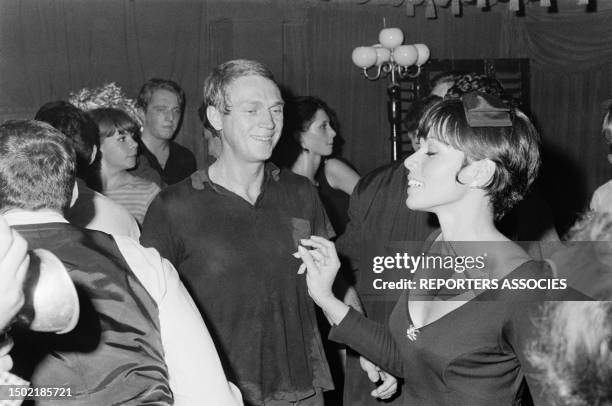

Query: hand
left=0, top=216, right=29, bottom=330
left=294, top=236, right=340, bottom=306
left=360, top=356, right=398, bottom=400
left=190, top=169, right=208, bottom=191
left=0, top=336, right=14, bottom=372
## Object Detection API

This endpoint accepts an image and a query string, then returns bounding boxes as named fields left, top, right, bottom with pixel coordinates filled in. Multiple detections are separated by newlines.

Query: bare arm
left=324, top=158, right=360, bottom=195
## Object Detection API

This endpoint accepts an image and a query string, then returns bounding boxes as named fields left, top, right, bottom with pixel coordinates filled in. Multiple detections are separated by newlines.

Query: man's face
left=215, top=75, right=283, bottom=163
left=142, top=89, right=181, bottom=141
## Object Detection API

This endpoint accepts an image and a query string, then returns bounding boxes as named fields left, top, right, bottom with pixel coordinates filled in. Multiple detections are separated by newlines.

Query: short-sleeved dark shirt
left=141, top=163, right=335, bottom=405
left=132, top=141, right=197, bottom=186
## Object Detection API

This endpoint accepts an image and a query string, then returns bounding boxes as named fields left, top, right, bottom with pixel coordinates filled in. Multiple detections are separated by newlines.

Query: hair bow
left=461, top=91, right=512, bottom=128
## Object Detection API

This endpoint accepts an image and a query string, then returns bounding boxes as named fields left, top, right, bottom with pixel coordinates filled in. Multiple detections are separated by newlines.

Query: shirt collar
left=3, top=210, right=69, bottom=227
left=200, top=161, right=281, bottom=192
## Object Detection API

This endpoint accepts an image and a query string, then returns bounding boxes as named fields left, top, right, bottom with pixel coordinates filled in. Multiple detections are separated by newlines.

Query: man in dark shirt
left=141, top=59, right=335, bottom=405
left=132, top=78, right=197, bottom=186
left=336, top=161, right=437, bottom=406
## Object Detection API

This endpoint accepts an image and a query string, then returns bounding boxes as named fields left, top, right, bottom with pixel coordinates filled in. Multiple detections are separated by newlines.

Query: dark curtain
left=1, top=0, right=611, bottom=230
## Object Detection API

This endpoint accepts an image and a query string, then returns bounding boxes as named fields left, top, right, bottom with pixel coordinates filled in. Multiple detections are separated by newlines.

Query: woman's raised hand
left=294, top=236, right=341, bottom=306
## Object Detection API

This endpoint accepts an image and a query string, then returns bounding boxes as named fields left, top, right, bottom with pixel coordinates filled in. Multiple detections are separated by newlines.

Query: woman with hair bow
left=295, top=92, right=556, bottom=405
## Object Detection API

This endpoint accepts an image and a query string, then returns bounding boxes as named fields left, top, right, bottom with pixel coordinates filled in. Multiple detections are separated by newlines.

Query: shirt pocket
left=288, top=217, right=312, bottom=249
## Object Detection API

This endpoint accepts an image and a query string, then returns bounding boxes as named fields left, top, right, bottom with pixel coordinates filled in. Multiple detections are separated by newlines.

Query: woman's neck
left=292, top=151, right=322, bottom=184
left=100, top=163, right=132, bottom=191
left=435, top=197, right=506, bottom=242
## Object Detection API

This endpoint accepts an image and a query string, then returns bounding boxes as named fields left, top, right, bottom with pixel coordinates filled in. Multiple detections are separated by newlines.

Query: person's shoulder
left=276, top=166, right=313, bottom=188
left=592, top=179, right=612, bottom=199
left=88, top=188, right=140, bottom=224
left=349, top=160, right=406, bottom=203
left=170, top=141, right=196, bottom=159
left=357, top=161, right=406, bottom=189
left=324, top=157, right=355, bottom=173
left=324, top=158, right=360, bottom=191
left=155, top=176, right=202, bottom=204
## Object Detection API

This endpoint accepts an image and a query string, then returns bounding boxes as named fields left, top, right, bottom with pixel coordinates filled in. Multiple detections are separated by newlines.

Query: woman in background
left=88, top=108, right=160, bottom=225
left=273, top=96, right=359, bottom=235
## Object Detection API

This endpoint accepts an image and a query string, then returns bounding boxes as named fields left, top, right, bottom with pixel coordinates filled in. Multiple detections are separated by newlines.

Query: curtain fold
left=1, top=0, right=611, bottom=223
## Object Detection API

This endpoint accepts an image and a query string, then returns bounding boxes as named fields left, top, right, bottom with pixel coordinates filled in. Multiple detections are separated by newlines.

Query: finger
left=363, top=366, right=380, bottom=383
left=13, top=236, right=29, bottom=285
left=0, top=216, right=11, bottom=259
left=292, top=251, right=300, bottom=258
left=0, top=337, right=14, bottom=357
left=0, top=230, right=28, bottom=279
left=309, top=236, right=338, bottom=256
left=299, top=239, right=327, bottom=252
left=308, top=250, right=325, bottom=263
left=297, top=246, right=319, bottom=273
left=372, top=385, right=396, bottom=399
left=0, top=355, right=13, bottom=372
left=371, top=372, right=397, bottom=398
left=309, top=235, right=335, bottom=249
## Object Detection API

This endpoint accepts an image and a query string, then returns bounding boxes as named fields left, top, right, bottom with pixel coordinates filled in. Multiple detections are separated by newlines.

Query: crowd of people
left=0, top=59, right=610, bottom=406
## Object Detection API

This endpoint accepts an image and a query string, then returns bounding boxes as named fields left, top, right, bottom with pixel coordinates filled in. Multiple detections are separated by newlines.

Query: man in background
left=133, top=78, right=197, bottom=186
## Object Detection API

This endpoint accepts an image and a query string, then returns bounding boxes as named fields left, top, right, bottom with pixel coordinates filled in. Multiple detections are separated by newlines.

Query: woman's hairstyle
left=272, top=96, right=338, bottom=169
left=416, top=96, right=541, bottom=219
left=529, top=301, right=612, bottom=406
left=88, top=107, right=140, bottom=141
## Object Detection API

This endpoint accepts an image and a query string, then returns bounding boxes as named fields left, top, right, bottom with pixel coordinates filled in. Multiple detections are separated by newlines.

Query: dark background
left=1, top=0, right=610, bottom=233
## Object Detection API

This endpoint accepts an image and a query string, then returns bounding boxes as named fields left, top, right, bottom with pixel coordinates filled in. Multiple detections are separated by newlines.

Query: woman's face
left=100, top=129, right=139, bottom=171
left=403, top=137, right=468, bottom=214
left=300, top=109, right=336, bottom=156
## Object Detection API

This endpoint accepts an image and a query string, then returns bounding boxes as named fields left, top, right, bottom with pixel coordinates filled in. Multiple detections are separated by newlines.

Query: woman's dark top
left=316, top=165, right=350, bottom=235
left=329, top=260, right=554, bottom=406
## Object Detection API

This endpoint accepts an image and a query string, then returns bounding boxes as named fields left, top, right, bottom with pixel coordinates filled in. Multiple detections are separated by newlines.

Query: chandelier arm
left=363, top=65, right=383, bottom=81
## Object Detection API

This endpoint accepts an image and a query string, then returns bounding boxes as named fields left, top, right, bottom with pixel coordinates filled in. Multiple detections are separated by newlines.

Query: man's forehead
left=150, top=89, right=179, bottom=106
left=226, top=75, right=282, bottom=104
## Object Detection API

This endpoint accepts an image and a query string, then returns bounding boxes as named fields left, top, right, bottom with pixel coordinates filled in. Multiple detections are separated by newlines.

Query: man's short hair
left=136, top=78, right=186, bottom=112
left=201, top=59, right=275, bottom=134
left=35, top=101, right=99, bottom=179
left=0, top=120, right=76, bottom=213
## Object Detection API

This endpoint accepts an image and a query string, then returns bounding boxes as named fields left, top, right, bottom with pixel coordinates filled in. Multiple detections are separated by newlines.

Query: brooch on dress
left=406, top=324, right=419, bottom=341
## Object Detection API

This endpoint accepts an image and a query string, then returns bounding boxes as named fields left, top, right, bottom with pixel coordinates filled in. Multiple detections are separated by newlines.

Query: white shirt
left=590, top=179, right=612, bottom=213
left=5, top=210, right=243, bottom=406
left=66, top=179, right=141, bottom=239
